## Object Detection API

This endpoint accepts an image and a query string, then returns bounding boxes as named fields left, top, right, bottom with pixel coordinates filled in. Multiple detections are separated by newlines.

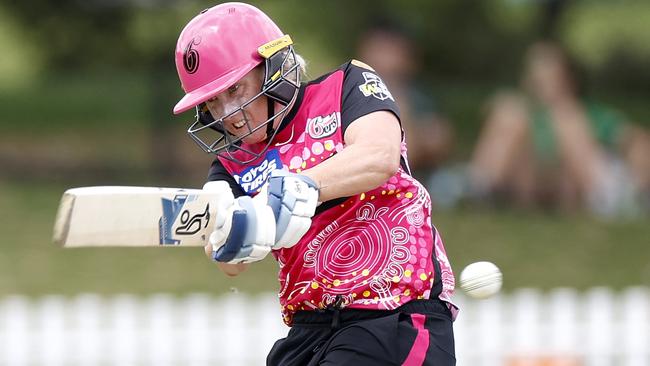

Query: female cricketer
left=172, top=3, right=457, bottom=365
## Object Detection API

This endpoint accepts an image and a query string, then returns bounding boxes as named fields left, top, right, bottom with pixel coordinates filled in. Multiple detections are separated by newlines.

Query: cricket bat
left=52, top=184, right=230, bottom=247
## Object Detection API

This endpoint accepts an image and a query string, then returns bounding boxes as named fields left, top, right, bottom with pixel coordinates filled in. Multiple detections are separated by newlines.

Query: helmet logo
left=183, top=38, right=201, bottom=74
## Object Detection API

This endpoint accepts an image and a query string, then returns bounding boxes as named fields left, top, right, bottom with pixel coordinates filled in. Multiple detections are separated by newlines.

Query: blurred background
left=1, top=0, right=649, bottom=364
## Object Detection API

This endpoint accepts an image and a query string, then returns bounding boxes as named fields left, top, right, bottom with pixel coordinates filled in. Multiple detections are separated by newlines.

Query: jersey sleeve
left=207, top=159, right=246, bottom=198
left=340, top=60, right=401, bottom=133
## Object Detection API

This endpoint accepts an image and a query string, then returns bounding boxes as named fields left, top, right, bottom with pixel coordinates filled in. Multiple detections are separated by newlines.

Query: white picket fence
left=0, top=287, right=648, bottom=366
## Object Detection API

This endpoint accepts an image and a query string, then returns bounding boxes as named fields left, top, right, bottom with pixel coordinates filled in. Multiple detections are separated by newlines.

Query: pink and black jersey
left=208, top=60, right=455, bottom=325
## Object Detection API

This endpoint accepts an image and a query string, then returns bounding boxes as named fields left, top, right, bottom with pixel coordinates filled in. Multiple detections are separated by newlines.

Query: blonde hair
left=282, top=49, right=307, bottom=84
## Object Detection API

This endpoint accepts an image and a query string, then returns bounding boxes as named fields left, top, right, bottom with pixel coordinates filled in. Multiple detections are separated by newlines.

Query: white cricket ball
left=459, top=261, right=502, bottom=299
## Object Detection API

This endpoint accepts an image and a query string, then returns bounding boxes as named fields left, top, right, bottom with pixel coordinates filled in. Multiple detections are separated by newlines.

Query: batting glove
left=203, top=181, right=276, bottom=264
left=265, top=170, right=319, bottom=249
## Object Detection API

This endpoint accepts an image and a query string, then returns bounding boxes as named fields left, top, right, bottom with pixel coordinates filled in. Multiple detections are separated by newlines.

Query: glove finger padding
left=267, top=170, right=319, bottom=249
left=203, top=181, right=236, bottom=249
left=209, top=195, right=276, bottom=264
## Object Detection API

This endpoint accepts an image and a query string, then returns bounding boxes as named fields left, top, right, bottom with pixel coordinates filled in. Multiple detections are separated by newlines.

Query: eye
left=227, top=84, right=239, bottom=94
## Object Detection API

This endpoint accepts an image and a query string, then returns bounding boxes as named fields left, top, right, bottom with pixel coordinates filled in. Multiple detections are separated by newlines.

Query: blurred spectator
left=356, top=23, right=454, bottom=185
left=468, top=41, right=650, bottom=217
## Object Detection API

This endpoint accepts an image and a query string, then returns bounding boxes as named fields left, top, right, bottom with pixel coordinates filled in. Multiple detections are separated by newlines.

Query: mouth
left=226, top=120, right=246, bottom=135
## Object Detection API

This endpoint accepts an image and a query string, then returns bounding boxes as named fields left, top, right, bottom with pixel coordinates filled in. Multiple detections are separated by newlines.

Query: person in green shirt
left=469, top=41, right=650, bottom=217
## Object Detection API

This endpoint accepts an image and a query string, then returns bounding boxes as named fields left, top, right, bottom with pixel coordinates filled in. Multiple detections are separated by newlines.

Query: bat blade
left=52, top=185, right=229, bottom=247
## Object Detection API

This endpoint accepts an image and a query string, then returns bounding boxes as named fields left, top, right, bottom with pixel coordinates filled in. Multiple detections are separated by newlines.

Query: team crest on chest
left=358, top=72, right=394, bottom=101
left=306, top=112, right=340, bottom=139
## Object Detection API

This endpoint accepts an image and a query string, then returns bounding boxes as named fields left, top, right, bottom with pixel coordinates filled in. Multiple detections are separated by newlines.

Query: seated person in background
left=469, top=40, right=650, bottom=217
left=356, top=23, right=454, bottom=186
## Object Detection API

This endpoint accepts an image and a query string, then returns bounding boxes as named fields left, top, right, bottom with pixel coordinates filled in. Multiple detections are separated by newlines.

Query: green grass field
left=1, top=180, right=648, bottom=298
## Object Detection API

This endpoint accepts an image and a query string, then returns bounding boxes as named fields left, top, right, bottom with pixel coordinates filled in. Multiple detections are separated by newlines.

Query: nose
left=222, top=108, right=245, bottom=127
left=206, top=98, right=238, bottom=123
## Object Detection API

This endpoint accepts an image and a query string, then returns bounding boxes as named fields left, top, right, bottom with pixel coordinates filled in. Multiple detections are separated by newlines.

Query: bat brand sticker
left=358, top=72, right=394, bottom=101
left=306, top=112, right=339, bottom=139
left=159, top=194, right=210, bottom=245
left=175, top=204, right=210, bottom=236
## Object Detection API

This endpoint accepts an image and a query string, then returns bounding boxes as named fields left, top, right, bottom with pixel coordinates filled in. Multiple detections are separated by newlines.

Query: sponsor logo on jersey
left=233, top=149, right=282, bottom=194
left=306, top=112, right=340, bottom=139
left=358, top=72, right=394, bottom=101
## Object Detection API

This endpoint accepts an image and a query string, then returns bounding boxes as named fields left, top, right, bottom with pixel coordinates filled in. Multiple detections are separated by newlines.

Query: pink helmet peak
left=173, top=2, right=284, bottom=114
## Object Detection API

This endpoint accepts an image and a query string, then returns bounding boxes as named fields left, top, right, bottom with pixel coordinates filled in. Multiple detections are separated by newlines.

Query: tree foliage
left=3, top=0, right=649, bottom=94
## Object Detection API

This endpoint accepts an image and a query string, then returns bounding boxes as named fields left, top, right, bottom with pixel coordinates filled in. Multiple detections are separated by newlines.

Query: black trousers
left=267, top=299, right=456, bottom=366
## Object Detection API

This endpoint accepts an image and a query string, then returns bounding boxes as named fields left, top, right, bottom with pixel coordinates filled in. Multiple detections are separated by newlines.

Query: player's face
left=204, top=67, right=270, bottom=144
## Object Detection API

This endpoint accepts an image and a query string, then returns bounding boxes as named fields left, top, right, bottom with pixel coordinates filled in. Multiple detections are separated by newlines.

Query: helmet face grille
left=186, top=47, right=301, bottom=165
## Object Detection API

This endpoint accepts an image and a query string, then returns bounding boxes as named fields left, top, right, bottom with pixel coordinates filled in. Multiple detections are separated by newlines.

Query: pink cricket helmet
left=173, top=2, right=284, bottom=114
